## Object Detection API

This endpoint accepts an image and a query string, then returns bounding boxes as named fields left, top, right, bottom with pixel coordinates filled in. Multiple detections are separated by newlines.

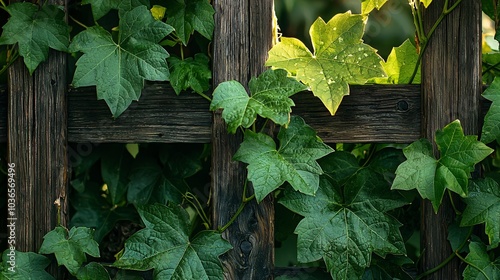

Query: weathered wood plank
left=7, top=47, right=68, bottom=278
left=420, top=0, right=482, bottom=278
left=66, top=84, right=212, bottom=143
left=0, top=84, right=493, bottom=144
left=211, top=0, right=274, bottom=279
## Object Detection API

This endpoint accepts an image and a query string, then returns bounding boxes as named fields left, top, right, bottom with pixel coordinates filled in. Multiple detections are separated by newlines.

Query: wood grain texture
left=0, top=84, right=493, bottom=144
left=67, top=84, right=212, bottom=143
left=211, top=0, right=274, bottom=279
left=0, top=86, right=6, bottom=142
left=420, top=0, right=482, bottom=278
left=7, top=48, right=68, bottom=278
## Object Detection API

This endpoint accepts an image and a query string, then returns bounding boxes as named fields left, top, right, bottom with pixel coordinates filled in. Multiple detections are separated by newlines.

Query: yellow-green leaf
left=266, top=12, right=385, bottom=115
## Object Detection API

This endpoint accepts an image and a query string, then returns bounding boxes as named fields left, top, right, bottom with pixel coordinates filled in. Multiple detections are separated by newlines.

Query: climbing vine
left=0, top=0, right=499, bottom=279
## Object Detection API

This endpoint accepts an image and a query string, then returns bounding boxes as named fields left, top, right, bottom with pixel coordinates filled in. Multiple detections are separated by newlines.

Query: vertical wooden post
left=421, top=0, right=481, bottom=278
left=211, top=0, right=274, bottom=279
left=7, top=2, right=68, bottom=276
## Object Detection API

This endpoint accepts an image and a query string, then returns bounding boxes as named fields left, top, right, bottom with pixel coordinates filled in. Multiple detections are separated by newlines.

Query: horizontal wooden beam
left=0, top=83, right=486, bottom=144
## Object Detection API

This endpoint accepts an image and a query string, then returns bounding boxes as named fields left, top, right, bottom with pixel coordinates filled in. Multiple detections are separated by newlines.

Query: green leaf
left=234, top=116, right=333, bottom=201
left=167, top=53, right=211, bottom=95
left=114, top=203, right=232, bottom=279
left=0, top=3, right=70, bottom=74
left=361, top=0, right=388, bottom=14
left=210, top=69, right=307, bottom=133
left=164, top=0, right=215, bottom=45
left=38, top=226, right=100, bottom=275
left=463, top=242, right=500, bottom=280
left=150, top=5, right=166, bottom=21
left=266, top=12, right=385, bottom=115
left=461, top=178, right=500, bottom=249
left=82, top=0, right=149, bottom=20
left=392, top=120, right=493, bottom=212
left=371, top=39, right=420, bottom=84
left=101, top=145, right=133, bottom=205
left=76, top=262, right=110, bottom=280
left=481, top=77, right=500, bottom=143
left=127, top=155, right=188, bottom=205
left=280, top=152, right=408, bottom=279
left=0, top=250, right=53, bottom=280
left=70, top=6, right=173, bottom=117
left=70, top=182, right=140, bottom=242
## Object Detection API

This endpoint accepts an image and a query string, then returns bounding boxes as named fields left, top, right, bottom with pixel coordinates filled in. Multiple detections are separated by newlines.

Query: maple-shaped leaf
left=0, top=3, right=70, bottom=74
left=280, top=151, right=409, bottom=279
left=481, top=77, right=500, bottom=143
left=70, top=182, right=139, bottom=242
left=82, top=0, right=149, bottom=20
left=76, top=262, right=110, bottom=280
left=234, top=116, right=333, bottom=201
left=463, top=242, right=500, bottom=280
left=164, top=0, right=215, bottom=45
left=392, top=120, right=493, bottom=212
left=210, top=69, right=307, bottom=133
left=114, top=203, right=232, bottom=279
left=38, top=226, right=100, bottom=275
left=167, top=53, right=211, bottom=95
left=70, top=6, right=173, bottom=117
left=266, top=11, right=385, bottom=115
left=371, top=39, right=420, bottom=84
left=461, top=178, right=500, bottom=249
left=361, top=0, right=388, bottom=14
left=0, top=250, right=53, bottom=280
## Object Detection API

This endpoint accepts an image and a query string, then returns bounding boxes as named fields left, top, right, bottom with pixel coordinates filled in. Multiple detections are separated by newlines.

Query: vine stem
left=0, top=0, right=6, bottom=9
left=483, top=60, right=500, bottom=75
left=415, top=225, right=472, bottom=280
left=197, top=91, right=212, bottom=102
left=0, top=48, right=19, bottom=77
left=455, top=251, right=491, bottom=280
left=69, top=15, right=88, bottom=29
left=218, top=179, right=255, bottom=233
left=408, top=0, right=464, bottom=84
left=184, top=192, right=211, bottom=229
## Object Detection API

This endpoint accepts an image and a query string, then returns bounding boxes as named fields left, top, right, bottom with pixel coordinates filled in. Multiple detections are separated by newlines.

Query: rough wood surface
left=211, top=0, right=274, bottom=279
left=7, top=48, right=68, bottom=278
left=0, top=84, right=422, bottom=143
left=66, top=84, right=212, bottom=143
left=420, top=0, right=482, bottom=278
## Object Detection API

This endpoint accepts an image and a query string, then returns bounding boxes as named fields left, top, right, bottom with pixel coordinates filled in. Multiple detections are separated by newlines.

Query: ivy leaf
left=114, top=203, right=232, bottom=279
left=361, top=0, right=388, bottom=14
left=76, top=262, right=110, bottom=280
left=266, top=11, right=385, bottom=115
left=210, top=69, right=307, bottom=133
left=461, top=178, right=500, bottom=249
left=463, top=242, right=500, bottom=280
left=392, top=120, right=493, bottom=212
left=280, top=152, right=408, bottom=279
left=0, top=3, right=70, bottom=74
left=82, top=0, right=149, bottom=20
left=167, top=53, right=211, bottom=95
left=234, top=116, right=333, bottom=202
left=481, top=77, right=500, bottom=144
left=70, top=6, right=174, bottom=117
left=371, top=39, right=420, bottom=84
left=164, top=0, right=215, bottom=45
left=70, top=182, right=140, bottom=242
left=38, top=226, right=100, bottom=275
left=127, top=154, right=188, bottom=205
left=0, top=250, right=53, bottom=280
left=101, top=145, right=133, bottom=205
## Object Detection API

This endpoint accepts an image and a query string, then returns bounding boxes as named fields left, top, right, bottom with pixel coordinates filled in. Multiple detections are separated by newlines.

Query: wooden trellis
left=0, top=0, right=482, bottom=278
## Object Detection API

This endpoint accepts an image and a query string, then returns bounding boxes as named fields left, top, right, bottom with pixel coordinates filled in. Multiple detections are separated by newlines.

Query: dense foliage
left=0, top=0, right=499, bottom=279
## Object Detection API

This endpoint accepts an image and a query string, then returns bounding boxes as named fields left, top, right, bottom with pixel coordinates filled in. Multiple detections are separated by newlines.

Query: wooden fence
left=0, top=0, right=482, bottom=278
